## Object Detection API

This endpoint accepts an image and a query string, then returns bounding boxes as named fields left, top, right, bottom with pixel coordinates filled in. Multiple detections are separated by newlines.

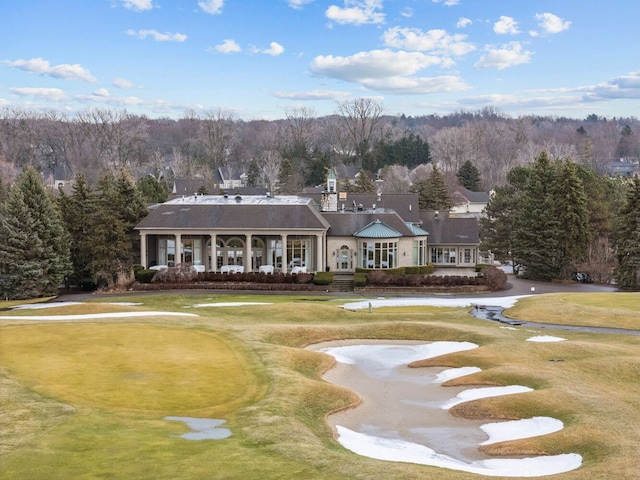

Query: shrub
left=312, top=272, right=334, bottom=285
left=135, top=269, right=156, bottom=284
left=354, top=272, right=367, bottom=287
left=481, top=266, right=508, bottom=290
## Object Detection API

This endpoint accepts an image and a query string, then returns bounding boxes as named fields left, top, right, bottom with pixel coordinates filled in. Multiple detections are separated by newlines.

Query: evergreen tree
left=614, top=175, right=640, bottom=290
left=511, top=152, right=563, bottom=281
left=0, top=187, right=45, bottom=299
left=456, top=160, right=482, bottom=191
left=277, top=158, right=297, bottom=194
left=352, top=168, right=377, bottom=193
left=136, top=175, right=169, bottom=203
left=58, top=173, right=99, bottom=285
left=0, top=167, right=71, bottom=297
left=412, top=165, right=453, bottom=211
left=246, top=160, right=261, bottom=187
left=479, top=166, right=529, bottom=264
left=553, top=160, right=590, bottom=278
left=89, top=171, right=148, bottom=288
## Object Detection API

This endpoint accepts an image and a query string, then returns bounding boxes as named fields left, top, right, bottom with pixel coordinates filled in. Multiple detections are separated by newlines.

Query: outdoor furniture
left=291, top=266, right=307, bottom=274
left=220, top=265, right=244, bottom=273
left=259, top=265, right=274, bottom=274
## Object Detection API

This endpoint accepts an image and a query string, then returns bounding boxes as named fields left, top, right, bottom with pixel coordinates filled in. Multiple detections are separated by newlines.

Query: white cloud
left=255, top=42, right=284, bottom=56
left=198, top=0, right=224, bottom=15
left=456, top=17, right=472, bottom=28
left=10, top=87, right=66, bottom=102
left=475, top=41, right=532, bottom=69
left=2, top=57, right=97, bottom=83
left=311, top=49, right=470, bottom=94
left=535, top=13, right=571, bottom=34
left=494, top=16, right=520, bottom=35
left=432, top=0, right=459, bottom=5
left=120, top=0, right=153, bottom=12
left=93, top=88, right=110, bottom=97
left=401, top=7, right=413, bottom=18
left=325, top=0, right=385, bottom=25
left=214, top=39, right=241, bottom=53
left=287, top=0, right=314, bottom=9
left=0, top=98, right=9, bottom=107
left=126, top=29, right=187, bottom=42
left=361, top=75, right=470, bottom=94
left=272, top=89, right=351, bottom=100
left=112, top=77, right=134, bottom=89
left=311, top=49, right=444, bottom=81
left=382, top=27, right=475, bottom=56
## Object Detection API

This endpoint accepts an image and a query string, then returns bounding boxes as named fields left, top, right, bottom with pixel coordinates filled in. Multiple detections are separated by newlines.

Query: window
left=158, top=238, right=175, bottom=266
left=360, top=241, right=397, bottom=269
left=431, top=247, right=457, bottom=265
left=287, top=238, right=310, bottom=269
left=463, top=248, right=475, bottom=264
left=413, top=239, right=427, bottom=266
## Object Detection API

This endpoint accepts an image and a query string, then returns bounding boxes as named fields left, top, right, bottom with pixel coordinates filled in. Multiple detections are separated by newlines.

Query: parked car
left=571, top=272, right=593, bottom=283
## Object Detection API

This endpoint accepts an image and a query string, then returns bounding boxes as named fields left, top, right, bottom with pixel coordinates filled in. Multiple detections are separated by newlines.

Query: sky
left=2, top=0, right=640, bottom=120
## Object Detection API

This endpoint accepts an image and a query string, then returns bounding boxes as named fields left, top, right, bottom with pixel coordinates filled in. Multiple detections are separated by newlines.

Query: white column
left=210, top=234, right=217, bottom=272
left=175, top=234, right=182, bottom=266
left=281, top=234, right=288, bottom=273
left=244, top=234, right=252, bottom=272
left=316, top=234, right=323, bottom=273
left=140, top=233, right=147, bottom=268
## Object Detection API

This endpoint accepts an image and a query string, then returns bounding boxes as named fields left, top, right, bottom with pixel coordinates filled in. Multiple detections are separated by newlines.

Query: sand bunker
left=313, top=341, right=582, bottom=477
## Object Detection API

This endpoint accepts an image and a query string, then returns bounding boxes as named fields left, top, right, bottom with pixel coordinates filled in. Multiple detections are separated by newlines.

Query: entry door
left=336, top=248, right=354, bottom=271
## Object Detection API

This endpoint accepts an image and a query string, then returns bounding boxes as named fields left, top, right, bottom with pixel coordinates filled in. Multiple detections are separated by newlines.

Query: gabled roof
left=354, top=219, right=402, bottom=238
left=419, top=211, right=479, bottom=245
left=454, top=186, right=490, bottom=203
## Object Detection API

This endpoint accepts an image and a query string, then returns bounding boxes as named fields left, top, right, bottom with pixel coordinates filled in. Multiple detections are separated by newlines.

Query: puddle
left=164, top=416, right=232, bottom=440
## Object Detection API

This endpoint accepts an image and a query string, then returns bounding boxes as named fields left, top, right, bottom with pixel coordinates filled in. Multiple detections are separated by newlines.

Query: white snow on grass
left=319, top=342, right=478, bottom=370
left=0, top=312, right=198, bottom=321
left=192, top=302, right=273, bottom=308
left=480, top=417, right=564, bottom=445
left=434, top=366, right=482, bottom=383
left=440, top=385, right=534, bottom=410
left=341, top=295, right=529, bottom=311
left=336, top=425, right=582, bottom=477
left=527, top=335, right=567, bottom=342
left=10, top=301, right=84, bottom=309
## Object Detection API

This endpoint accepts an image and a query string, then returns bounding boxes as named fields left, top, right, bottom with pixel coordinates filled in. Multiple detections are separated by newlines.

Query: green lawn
left=1, top=293, right=639, bottom=479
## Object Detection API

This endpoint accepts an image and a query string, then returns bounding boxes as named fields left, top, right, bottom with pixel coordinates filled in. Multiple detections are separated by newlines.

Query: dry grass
left=0, top=292, right=639, bottom=479
left=504, top=293, right=640, bottom=329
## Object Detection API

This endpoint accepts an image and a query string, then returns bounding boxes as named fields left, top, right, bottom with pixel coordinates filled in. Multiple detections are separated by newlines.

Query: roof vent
left=235, top=194, right=242, bottom=202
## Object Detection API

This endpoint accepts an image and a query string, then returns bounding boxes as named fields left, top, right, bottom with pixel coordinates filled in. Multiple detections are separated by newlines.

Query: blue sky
left=2, top=0, right=640, bottom=120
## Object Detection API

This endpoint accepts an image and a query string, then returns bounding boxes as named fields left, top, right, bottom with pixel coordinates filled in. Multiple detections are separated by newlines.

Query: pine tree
left=456, top=160, right=482, bottom=191
left=0, top=187, right=45, bottom=299
left=511, top=152, right=563, bottom=281
left=17, top=167, right=71, bottom=295
left=553, top=159, right=590, bottom=278
left=412, top=165, right=453, bottom=211
left=353, top=168, right=376, bottom=193
left=58, top=173, right=99, bottom=285
left=614, top=175, right=640, bottom=290
left=89, top=171, right=148, bottom=289
left=479, top=166, right=529, bottom=265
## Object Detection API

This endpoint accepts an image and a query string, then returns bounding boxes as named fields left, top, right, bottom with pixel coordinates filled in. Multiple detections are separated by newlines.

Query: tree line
left=2, top=102, right=639, bottom=194
left=0, top=167, right=148, bottom=299
left=480, top=152, right=640, bottom=289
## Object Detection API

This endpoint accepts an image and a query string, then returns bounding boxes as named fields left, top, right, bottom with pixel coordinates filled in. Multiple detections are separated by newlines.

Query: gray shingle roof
left=419, top=211, right=479, bottom=245
left=136, top=195, right=329, bottom=231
